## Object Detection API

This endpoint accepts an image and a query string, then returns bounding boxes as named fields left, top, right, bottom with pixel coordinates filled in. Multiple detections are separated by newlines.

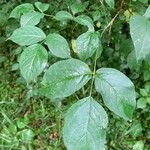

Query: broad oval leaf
left=20, top=12, right=44, bottom=26
left=130, top=15, right=150, bottom=61
left=54, top=11, right=73, bottom=21
left=76, top=31, right=102, bottom=60
left=9, top=26, right=46, bottom=46
left=40, top=59, right=92, bottom=99
left=63, top=96, right=108, bottom=150
left=19, top=44, right=48, bottom=82
left=35, top=2, right=49, bottom=13
left=75, top=15, right=94, bottom=31
left=95, top=68, right=136, bottom=120
left=45, top=33, right=71, bottom=58
left=9, top=3, right=34, bottom=19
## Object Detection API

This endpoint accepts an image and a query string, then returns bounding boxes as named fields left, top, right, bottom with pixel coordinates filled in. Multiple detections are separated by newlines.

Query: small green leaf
left=20, top=12, right=44, bottom=26
left=144, top=6, right=150, bottom=18
left=9, top=3, right=34, bottom=19
left=133, top=141, right=144, bottom=150
left=40, top=59, right=92, bottom=99
left=75, top=15, right=94, bottom=31
left=105, top=0, right=115, bottom=8
left=137, top=98, right=147, bottom=109
left=76, top=31, right=102, bottom=60
left=19, top=44, right=48, bottom=83
left=54, top=11, right=73, bottom=21
left=9, top=26, right=46, bottom=46
left=70, top=1, right=89, bottom=15
left=45, top=33, right=71, bottom=58
left=130, top=15, right=150, bottom=61
left=35, top=2, right=49, bottom=13
left=63, top=96, right=108, bottom=150
left=95, top=68, right=136, bottom=120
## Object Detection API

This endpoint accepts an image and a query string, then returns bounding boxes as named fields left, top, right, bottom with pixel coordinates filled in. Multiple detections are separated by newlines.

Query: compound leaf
left=40, top=59, right=92, bottom=99
left=19, top=44, right=48, bottom=83
left=63, top=96, right=108, bottom=150
left=95, top=68, right=136, bottom=120
left=9, top=26, right=46, bottom=46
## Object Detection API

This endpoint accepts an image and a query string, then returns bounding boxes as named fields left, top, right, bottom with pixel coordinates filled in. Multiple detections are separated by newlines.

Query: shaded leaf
left=54, top=11, right=73, bottom=21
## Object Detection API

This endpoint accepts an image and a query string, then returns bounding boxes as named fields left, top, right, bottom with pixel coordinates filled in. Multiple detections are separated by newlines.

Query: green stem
left=89, top=54, right=97, bottom=96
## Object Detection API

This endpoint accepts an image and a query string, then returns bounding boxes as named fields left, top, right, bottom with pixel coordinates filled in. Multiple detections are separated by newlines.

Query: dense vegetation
left=0, top=0, right=150, bottom=149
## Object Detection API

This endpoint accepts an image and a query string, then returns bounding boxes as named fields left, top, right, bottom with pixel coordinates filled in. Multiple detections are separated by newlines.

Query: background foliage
left=0, top=0, right=150, bottom=149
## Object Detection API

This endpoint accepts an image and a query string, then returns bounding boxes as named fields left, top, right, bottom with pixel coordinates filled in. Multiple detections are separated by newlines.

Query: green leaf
left=105, top=0, right=115, bottom=8
left=9, top=3, right=34, bottom=19
left=95, top=68, right=136, bottom=120
left=40, top=59, right=92, bottom=99
left=35, top=2, right=49, bottom=13
left=144, top=6, right=150, bottom=18
left=9, top=26, right=46, bottom=46
left=20, top=12, right=44, bottom=26
left=76, top=31, right=102, bottom=60
left=130, top=15, right=150, bottom=61
left=70, top=1, right=89, bottom=15
left=75, top=15, right=94, bottom=31
left=19, top=44, right=48, bottom=83
left=63, top=96, right=108, bottom=150
left=45, top=33, right=71, bottom=58
left=54, top=11, right=73, bottom=21
left=133, top=141, right=144, bottom=150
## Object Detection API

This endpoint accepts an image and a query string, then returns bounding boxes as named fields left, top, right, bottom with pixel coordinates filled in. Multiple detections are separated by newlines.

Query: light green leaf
left=40, top=59, right=92, bottom=99
left=76, top=31, right=102, bottom=60
left=63, top=96, right=108, bottom=150
left=54, top=11, right=73, bottom=21
left=130, top=15, right=150, bottom=61
left=19, top=44, right=48, bottom=83
left=45, top=33, right=71, bottom=58
left=133, top=141, right=144, bottom=150
left=70, top=1, right=89, bottom=15
left=35, top=2, right=49, bottom=13
left=144, top=6, right=150, bottom=18
left=20, top=12, right=44, bottom=26
left=9, top=26, right=46, bottom=46
left=95, top=68, right=136, bottom=120
left=75, top=15, right=94, bottom=31
left=9, top=3, right=34, bottom=19
left=105, top=0, right=115, bottom=8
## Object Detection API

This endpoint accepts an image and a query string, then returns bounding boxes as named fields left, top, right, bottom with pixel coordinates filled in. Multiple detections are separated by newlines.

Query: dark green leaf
left=63, top=96, right=108, bottom=150
left=95, top=68, right=136, bottom=120
left=40, top=59, right=92, bottom=99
